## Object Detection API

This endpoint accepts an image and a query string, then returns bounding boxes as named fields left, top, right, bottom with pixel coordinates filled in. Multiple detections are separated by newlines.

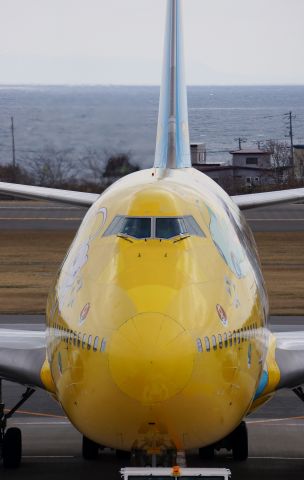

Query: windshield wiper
left=117, top=234, right=134, bottom=243
left=173, top=234, right=190, bottom=243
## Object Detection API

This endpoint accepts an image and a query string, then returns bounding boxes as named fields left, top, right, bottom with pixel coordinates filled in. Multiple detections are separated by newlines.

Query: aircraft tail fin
left=154, top=0, right=191, bottom=170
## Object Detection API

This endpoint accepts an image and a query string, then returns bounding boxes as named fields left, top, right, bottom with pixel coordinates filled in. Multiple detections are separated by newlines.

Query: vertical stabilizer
left=154, top=0, right=191, bottom=169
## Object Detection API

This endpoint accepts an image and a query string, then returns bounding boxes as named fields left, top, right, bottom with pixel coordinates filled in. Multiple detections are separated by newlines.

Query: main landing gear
left=0, top=379, right=35, bottom=469
left=199, top=421, right=248, bottom=462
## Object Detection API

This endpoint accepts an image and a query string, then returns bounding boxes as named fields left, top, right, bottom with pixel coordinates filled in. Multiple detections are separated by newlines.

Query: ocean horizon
left=0, top=85, right=303, bottom=170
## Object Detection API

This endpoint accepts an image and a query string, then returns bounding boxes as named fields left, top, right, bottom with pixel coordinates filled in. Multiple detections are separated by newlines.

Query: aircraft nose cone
left=109, top=313, right=195, bottom=404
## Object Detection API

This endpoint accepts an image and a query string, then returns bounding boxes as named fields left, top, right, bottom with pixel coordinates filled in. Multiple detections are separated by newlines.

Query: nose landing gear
left=0, top=379, right=35, bottom=469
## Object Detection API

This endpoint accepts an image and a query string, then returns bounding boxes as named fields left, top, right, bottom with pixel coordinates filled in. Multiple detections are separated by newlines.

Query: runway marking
left=247, top=416, right=304, bottom=424
left=4, top=408, right=67, bottom=419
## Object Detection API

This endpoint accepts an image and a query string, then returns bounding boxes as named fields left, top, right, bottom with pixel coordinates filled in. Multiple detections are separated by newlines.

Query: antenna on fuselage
left=154, top=0, right=191, bottom=170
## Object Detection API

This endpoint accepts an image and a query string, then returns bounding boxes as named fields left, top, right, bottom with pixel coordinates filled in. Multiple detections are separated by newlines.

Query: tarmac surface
left=0, top=200, right=304, bottom=231
left=1, top=315, right=304, bottom=478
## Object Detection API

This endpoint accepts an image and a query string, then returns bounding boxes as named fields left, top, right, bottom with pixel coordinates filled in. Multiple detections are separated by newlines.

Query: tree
left=265, top=140, right=291, bottom=183
left=103, top=152, right=139, bottom=179
left=26, top=147, right=76, bottom=187
left=82, top=148, right=106, bottom=185
left=0, top=164, right=30, bottom=184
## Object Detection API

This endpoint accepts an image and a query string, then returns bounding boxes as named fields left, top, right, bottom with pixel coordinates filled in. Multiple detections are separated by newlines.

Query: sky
left=0, top=0, right=304, bottom=85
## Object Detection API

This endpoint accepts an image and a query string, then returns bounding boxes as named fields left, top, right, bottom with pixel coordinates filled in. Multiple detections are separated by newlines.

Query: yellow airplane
left=1, top=0, right=304, bottom=469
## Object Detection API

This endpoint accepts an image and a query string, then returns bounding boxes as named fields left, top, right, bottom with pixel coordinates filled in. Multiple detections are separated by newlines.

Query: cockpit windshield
left=155, top=218, right=187, bottom=239
left=121, top=217, right=151, bottom=239
left=104, top=215, right=205, bottom=240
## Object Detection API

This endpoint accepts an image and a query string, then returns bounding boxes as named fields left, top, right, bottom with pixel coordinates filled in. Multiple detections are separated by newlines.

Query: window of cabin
left=228, top=331, right=233, bottom=347
left=205, top=336, right=211, bottom=352
left=77, top=332, right=81, bottom=348
left=233, top=330, right=237, bottom=345
left=100, top=338, right=107, bottom=352
left=224, top=332, right=228, bottom=348
left=93, top=336, right=99, bottom=352
left=241, top=328, right=244, bottom=342
left=87, top=335, right=92, bottom=351
left=82, top=334, right=87, bottom=349
left=196, top=338, right=203, bottom=353
left=237, top=330, right=241, bottom=344
left=211, top=335, right=217, bottom=351
left=218, top=334, right=223, bottom=349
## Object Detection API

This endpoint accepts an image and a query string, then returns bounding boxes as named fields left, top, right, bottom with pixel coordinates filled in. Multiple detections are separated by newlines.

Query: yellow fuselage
left=45, top=168, right=269, bottom=451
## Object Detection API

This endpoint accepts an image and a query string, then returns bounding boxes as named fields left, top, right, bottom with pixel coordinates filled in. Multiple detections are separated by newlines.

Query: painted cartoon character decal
left=207, top=205, right=247, bottom=279
left=225, top=276, right=240, bottom=308
left=57, top=207, right=107, bottom=309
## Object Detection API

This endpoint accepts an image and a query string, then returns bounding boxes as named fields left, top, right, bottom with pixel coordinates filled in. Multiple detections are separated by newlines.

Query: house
left=229, top=148, right=272, bottom=169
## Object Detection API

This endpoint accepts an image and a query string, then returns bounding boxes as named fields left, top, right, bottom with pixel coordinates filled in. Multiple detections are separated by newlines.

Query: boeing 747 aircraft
left=1, top=0, right=304, bottom=469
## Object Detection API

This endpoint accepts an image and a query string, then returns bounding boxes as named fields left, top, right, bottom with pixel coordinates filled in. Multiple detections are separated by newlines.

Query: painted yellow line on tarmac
left=4, top=408, right=67, bottom=419
left=247, top=415, right=304, bottom=424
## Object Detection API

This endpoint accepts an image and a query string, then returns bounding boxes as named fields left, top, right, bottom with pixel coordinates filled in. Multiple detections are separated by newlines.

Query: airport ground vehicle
left=120, top=467, right=231, bottom=480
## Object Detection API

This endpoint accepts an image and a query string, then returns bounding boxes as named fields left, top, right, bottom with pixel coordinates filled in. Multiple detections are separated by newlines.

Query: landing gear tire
left=232, top=421, right=248, bottom=461
left=2, top=427, right=22, bottom=469
left=82, top=436, right=99, bottom=460
left=199, top=445, right=214, bottom=460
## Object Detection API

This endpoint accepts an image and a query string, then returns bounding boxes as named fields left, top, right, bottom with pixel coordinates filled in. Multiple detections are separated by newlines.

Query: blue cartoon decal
left=254, top=366, right=269, bottom=400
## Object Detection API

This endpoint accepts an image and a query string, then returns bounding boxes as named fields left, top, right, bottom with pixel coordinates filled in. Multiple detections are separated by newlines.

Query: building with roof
left=191, top=146, right=283, bottom=192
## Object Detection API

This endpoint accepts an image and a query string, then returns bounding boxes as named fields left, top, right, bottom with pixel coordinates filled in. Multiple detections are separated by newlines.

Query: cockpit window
left=120, top=217, right=151, bottom=239
left=156, top=217, right=187, bottom=239
left=103, top=215, right=205, bottom=239
left=184, top=216, right=206, bottom=237
left=103, top=215, right=125, bottom=236
left=103, top=216, right=151, bottom=239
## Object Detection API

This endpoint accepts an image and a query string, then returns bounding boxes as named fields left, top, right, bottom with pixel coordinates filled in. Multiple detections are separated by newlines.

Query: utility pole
left=11, top=116, right=16, bottom=169
left=234, top=137, right=247, bottom=150
left=284, top=111, right=295, bottom=168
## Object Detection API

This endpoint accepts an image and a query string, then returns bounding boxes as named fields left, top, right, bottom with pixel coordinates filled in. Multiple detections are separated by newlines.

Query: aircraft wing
left=232, top=187, right=304, bottom=210
left=0, top=328, right=47, bottom=389
left=0, top=182, right=99, bottom=207
left=274, top=331, right=304, bottom=389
